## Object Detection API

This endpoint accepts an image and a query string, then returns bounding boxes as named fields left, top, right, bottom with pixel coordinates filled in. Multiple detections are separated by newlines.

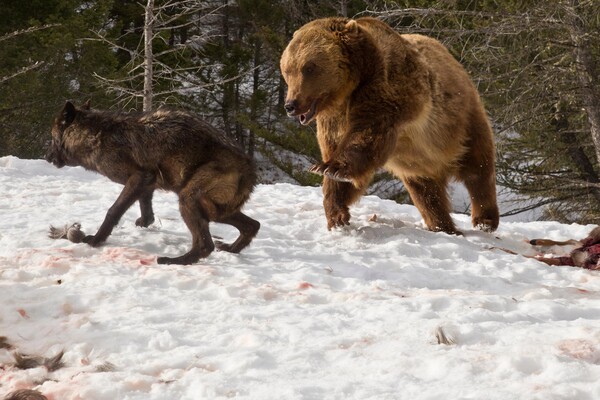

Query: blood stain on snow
left=298, top=282, right=314, bottom=290
left=102, top=247, right=156, bottom=267
left=139, top=258, right=155, bottom=266
left=557, top=339, right=600, bottom=364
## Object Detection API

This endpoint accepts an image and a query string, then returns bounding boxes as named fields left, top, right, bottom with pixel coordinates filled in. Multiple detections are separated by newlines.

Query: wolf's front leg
left=84, top=171, right=156, bottom=247
left=136, top=190, right=155, bottom=227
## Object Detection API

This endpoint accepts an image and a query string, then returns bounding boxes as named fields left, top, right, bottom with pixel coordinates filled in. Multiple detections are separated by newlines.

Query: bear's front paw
left=309, top=162, right=352, bottom=182
left=325, top=205, right=351, bottom=230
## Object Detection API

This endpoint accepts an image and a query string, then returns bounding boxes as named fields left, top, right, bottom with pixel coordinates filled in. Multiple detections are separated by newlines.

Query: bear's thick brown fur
left=280, top=17, right=499, bottom=234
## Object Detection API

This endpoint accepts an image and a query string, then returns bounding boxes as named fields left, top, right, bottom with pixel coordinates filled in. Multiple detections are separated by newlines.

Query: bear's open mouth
left=299, top=100, right=318, bottom=125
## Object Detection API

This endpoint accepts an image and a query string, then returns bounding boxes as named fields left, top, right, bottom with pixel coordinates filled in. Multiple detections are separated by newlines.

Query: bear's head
left=280, top=18, right=361, bottom=125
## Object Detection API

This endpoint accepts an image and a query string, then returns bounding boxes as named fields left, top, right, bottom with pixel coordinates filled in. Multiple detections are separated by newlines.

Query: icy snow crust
left=1, top=156, right=600, bottom=399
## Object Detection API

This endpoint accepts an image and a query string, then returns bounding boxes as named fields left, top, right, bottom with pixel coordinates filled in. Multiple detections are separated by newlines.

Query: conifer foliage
left=1, top=0, right=598, bottom=223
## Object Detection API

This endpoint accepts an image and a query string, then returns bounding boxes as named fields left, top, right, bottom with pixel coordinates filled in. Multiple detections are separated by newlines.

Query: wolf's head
left=46, top=100, right=90, bottom=168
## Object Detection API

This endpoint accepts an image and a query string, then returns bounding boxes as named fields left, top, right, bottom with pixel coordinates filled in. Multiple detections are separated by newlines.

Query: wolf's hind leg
left=215, top=211, right=260, bottom=253
left=157, top=190, right=215, bottom=265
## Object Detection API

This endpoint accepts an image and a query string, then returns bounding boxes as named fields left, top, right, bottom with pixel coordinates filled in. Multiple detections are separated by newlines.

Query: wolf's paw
left=135, top=214, right=155, bottom=228
left=82, top=235, right=103, bottom=247
left=215, top=240, right=234, bottom=253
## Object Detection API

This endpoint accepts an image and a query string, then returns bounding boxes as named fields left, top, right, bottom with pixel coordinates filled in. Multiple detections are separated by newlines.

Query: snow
left=1, top=156, right=600, bottom=400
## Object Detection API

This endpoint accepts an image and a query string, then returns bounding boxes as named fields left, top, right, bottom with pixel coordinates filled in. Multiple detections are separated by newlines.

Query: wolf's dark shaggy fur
left=46, top=101, right=260, bottom=265
left=0, top=336, right=13, bottom=350
left=3, top=389, right=48, bottom=400
left=13, top=350, right=64, bottom=371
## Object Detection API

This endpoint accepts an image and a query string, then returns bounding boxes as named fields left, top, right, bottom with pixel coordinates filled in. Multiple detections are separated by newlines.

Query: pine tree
left=0, top=0, right=116, bottom=158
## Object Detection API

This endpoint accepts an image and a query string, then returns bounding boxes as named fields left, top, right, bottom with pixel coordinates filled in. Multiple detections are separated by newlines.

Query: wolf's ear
left=62, top=101, right=77, bottom=126
left=82, top=99, right=91, bottom=110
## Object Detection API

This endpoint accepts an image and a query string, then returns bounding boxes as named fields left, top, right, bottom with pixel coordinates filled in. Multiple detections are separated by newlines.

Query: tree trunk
left=143, top=0, right=154, bottom=112
left=221, top=0, right=232, bottom=137
left=248, top=39, right=261, bottom=159
left=554, top=101, right=600, bottom=205
left=567, top=0, right=600, bottom=166
left=235, top=79, right=243, bottom=144
left=340, top=0, right=348, bottom=17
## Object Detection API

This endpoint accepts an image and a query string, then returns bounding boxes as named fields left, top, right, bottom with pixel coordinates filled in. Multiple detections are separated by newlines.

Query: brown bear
left=280, top=17, right=499, bottom=234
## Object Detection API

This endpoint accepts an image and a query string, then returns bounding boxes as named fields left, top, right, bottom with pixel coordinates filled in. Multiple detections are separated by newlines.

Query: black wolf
left=4, top=389, right=48, bottom=400
left=46, top=101, right=260, bottom=265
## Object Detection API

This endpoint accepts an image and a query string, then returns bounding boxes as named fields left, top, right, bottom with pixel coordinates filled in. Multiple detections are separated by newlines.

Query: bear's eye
left=302, top=63, right=317, bottom=76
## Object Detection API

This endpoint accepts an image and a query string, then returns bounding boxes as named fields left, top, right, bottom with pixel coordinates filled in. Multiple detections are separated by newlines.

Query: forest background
left=0, top=0, right=599, bottom=223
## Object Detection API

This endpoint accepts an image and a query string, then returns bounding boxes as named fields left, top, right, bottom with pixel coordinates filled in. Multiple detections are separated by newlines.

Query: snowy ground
left=1, top=156, right=600, bottom=400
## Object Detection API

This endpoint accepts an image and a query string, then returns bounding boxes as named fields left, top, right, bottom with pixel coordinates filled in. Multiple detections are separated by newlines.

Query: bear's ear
left=344, top=20, right=359, bottom=35
left=82, top=99, right=91, bottom=110
left=329, top=19, right=360, bottom=42
left=328, top=18, right=351, bottom=34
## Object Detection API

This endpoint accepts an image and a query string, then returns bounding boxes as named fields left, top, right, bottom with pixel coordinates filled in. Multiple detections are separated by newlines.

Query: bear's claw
left=309, top=163, right=327, bottom=175
left=326, top=206, right=351, bottom=230
left=309, top=163, right=352, bottom=182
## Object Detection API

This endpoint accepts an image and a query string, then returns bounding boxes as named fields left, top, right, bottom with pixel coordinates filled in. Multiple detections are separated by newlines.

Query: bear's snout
left=284, top=100, right=298, bottom=116
left=284, top=98, right=318, bottom=125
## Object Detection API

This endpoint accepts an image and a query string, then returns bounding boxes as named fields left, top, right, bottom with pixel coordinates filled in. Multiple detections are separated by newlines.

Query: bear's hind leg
left=462, top=171, right=499, bottom=232
left=460, top=110, right=500, bottom=232
left=403, top=176, right=459, bottom=234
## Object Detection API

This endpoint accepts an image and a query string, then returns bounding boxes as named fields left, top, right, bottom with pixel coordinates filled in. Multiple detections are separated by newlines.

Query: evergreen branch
left=499, top=196, right=573, bottom=217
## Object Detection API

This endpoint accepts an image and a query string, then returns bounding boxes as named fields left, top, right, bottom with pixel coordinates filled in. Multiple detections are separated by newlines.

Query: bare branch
left=0, top=61, right=44, bottom=84
left=86, top=30, right=137, bottom=58
left=0, top=24, right=60, bottom=43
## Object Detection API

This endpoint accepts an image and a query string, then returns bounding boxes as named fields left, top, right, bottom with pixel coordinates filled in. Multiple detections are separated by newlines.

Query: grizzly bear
left=280, top=17, right=499, bottom=234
